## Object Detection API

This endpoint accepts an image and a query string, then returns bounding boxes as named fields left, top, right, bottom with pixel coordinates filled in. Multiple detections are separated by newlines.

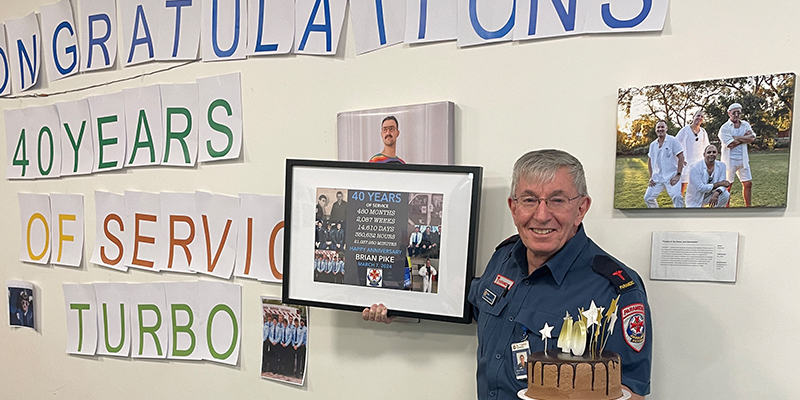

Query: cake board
left=517, top=388, right=631, bottom=400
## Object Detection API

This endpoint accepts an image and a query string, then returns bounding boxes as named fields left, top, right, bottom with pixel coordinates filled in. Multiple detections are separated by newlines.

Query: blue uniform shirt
left=468, top=225, right=652, bottom=400
left=294, top=325, right=307, bottom=346
left=284, top=324, right=297, bottom=345
left=271, top=322, right=285, bottom=344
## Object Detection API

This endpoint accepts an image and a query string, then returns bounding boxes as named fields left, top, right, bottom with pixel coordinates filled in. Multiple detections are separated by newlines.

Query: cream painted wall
left=1, top=0, right=799, bottom=398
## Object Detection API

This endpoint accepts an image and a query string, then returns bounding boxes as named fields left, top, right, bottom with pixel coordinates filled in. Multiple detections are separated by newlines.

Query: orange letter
left=202, top=215, right=232, bottom=273
left=243, top=217, right=253, bottom=275
left=101, top=214, right=124, bottom=265
left=168, top=215, right=195, bottom=269
left=269, top=221, right=284, bottom=280
left=26, top=212, right=50, bottom=261
left=131, top=213, right=157, bottom=268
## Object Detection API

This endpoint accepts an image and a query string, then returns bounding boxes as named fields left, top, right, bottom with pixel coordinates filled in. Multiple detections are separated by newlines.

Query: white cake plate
left=517, top=388, right=631, bottom=400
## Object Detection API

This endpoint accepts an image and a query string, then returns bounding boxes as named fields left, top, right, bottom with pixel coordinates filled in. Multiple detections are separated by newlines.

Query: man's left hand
left=669, top=174, right=680, bottom=186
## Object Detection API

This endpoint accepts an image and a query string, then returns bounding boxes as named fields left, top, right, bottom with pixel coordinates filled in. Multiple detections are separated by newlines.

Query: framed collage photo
left=283, top=160, right=482, bottom=324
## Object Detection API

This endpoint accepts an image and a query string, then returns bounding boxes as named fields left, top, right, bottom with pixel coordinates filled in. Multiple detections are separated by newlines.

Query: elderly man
left=719, top=103, right=756, bottom=207
left=685, top=145, right=731, bottom=208
left=675, top=110, right=710, bottom=194
left=364, top=149, right=652, bottom=400
left=644, top=120, right=685, bottom=207
left=369, top=116, right=405, bottom=164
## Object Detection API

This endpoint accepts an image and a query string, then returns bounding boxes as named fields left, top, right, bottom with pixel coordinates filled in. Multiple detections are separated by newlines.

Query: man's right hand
left=362, top=303, right=395, bottom=324
left=648, top=179, right=656, bottom=187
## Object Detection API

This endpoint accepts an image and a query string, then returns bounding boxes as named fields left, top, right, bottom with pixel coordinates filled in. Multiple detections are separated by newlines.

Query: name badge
left=511, top=341, right=530, bottom=380
left=493, top=274, right=515, bottom=290
left=482, top=288, right=497, bottom=305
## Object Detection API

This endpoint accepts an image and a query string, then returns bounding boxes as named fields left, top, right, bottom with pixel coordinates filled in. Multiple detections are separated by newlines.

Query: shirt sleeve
left=607, top=289, right=652, bottom=396
left=719, top=123, right=734, bottom=146
left=671, top=136, right=684, bottom=156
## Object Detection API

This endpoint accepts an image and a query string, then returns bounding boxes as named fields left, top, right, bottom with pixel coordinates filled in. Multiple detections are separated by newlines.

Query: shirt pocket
left=515, top=309, right=564, bottom=351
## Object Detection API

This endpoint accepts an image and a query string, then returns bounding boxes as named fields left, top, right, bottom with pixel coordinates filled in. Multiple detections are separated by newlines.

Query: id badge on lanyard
left=511, top=325, right=531, bottom=380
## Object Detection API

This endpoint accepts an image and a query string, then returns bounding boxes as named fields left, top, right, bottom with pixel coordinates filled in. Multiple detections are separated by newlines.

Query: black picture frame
left=282, top=159, right=482, bottom=324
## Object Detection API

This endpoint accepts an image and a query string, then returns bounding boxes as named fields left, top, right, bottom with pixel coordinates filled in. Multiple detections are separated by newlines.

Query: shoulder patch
left=495, top=234, right=520, bottom=250
left=591, top=255, right=636, bottom=294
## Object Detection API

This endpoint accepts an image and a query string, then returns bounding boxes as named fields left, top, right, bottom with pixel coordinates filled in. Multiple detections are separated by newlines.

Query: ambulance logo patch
left=621, top=303, right=646, bottom=352
left=367, top=268, right=383, bottom=287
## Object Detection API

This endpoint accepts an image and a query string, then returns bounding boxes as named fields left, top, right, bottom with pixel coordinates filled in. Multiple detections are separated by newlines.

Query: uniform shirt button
left=524, top=280, right=530, bottom=286
left=490, top=391, right=496, bottom=397
left=508, top=316, right=514, bottom=322
left=495, top=354, right=501, bottom=359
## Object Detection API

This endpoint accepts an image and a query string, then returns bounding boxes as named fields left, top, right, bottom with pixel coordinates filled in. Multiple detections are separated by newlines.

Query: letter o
left=27, top=212, right=50, bottom=260
left=206, top=304, right=238, bottom=360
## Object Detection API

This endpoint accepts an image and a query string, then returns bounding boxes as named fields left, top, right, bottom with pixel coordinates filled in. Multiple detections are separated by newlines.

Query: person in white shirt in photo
left=718, top=103, right=756, bottom=207
left=685, top=145, right=731, bottom=208
left=675, top=109, right=710, bottom=195
left=644, top=120, right=685, bottom=208
left=418, top=259, right=437, bottom=293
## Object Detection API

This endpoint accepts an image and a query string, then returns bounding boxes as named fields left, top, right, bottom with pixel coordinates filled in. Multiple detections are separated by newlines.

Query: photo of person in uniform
left=8, top=286, right=34, bottom=328
left=369, top=116, right=405, bottom=164
left=261, top=298, right=308, bottom=386
left=337, top=101, right=455, bottom=165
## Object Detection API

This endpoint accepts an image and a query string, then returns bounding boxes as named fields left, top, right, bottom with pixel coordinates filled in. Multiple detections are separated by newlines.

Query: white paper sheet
left=457, top=0, right=515, bottom=47
left=404, top=0, right=457, bottom=44
left=165, top=281, right=206, bottom=360
left=128, top=283, right=170, bottom=359
left=160, top=192, right=198, bottom=274
left=155, top=0, right=202, bottom=60
left=56, top=99, right=95, bottom=176
left=160, top=83, right=199, bottom=166
left=120, top=0, right=160, bottom=66
left=191, top=192, right=240, bottom=279
left=513, top=0, right=589, bottom=40
left=79, top=0, right=118, bottom=72
left=199, top=280, right=241, bottom=365
left=351, top=0, right=405, bottom=54
left=18, top=193, right=52, bottom=264
left=94, top=283, right=132, bottom=357
left=25, top=104, right=63, bottom=179
left=650, top=231, right=738, bottom=282
left=234, top=193, right=284, bottom=282
left=40, top=0, right=81, bottom=82
left=201, top=0, right=248, bottom=61
left=88, top=92, right=127, bottom=172
left=4, top=12, right=41, bottom=92
left=583, top=0, right=668, bottom=33
left=63, top=283, right=98, bottom=355
left=197, top=73, right=242, bottom=162
left=0, top=23, right=10, bottom=97
left=49, top=193, right=85, bottom=267
left=123, top=191, right=163, bottom=272
left=90, top=191, right=129, bottom=271
left=123, top=85, right=164, bottom=167
left=294, top=0, right=347, bottom=55
left=247, top=0, right=295, bottom=56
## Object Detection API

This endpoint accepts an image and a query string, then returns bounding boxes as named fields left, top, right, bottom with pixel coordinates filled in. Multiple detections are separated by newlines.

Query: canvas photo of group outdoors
left=615, top=73, right=795, bottom=209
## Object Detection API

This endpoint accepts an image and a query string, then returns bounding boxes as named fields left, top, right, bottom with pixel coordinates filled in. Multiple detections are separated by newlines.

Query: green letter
left=171, top=304, right=196, bottom=357
left=38, top=126, right=54, bottom=175
left=206, top=304, right=238, bottom=360
left=12, top=128, right=28, bottom=176
left=96, top=115, right=119, bottom=169
left=128, top=110, right=156, bottom=164
left=206, top=99, right=233, bottom=158
left=102, top=303, right=126, bottom=353
left=165, top=107, right=192, bottom=163
left=137, top=304, right=163, bottom=356
left=70, top=303, right=91, bottom=352
left=63, top=121, right=86, bottom=173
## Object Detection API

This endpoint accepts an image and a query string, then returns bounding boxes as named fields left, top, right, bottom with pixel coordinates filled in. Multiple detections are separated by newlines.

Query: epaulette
left=495, top=234, right=520, bottom=250
left=591, top=254, right=637, bottom=294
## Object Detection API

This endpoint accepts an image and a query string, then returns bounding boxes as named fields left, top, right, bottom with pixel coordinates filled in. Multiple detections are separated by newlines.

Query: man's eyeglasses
left=382, top=126, right=397, bottom=133
left=511, top=194, right=582, bottom=211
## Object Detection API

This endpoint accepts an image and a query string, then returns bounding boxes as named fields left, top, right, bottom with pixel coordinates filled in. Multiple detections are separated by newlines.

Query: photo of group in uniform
left=615, top=73, right=794, bottom=209
left=315, top=188, right=348, bottom=251
left=7, top=281, right=34, bottom=329
left=261, top=297, right=308, bottom=386
left=406, top=192, right=443, bottom=294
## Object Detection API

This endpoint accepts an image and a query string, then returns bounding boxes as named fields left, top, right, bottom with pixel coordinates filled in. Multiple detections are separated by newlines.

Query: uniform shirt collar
left=510, top=224, right=589, bottom=286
